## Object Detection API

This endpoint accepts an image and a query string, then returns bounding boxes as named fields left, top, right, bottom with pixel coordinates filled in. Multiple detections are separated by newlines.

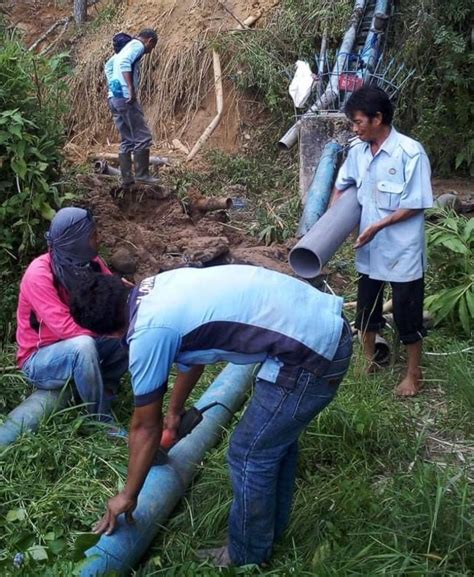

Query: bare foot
left=395, top=371, right=422, bottom=397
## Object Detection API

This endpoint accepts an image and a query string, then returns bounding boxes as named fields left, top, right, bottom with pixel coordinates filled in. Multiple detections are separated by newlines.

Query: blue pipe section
left=359, top=0, right=390, bottom=74
left=79, top=363, right=255, bottom=577
left=0, top=389, right=66, bottom=447
left=297, top=142, right=342, bottom=238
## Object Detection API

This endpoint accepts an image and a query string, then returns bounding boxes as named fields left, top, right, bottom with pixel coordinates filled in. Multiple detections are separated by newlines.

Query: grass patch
left=171, top=147, right=300, bottom=244
left=4, top=227, right=470, bottom=575
left=140, top=344, right=473, bottom=576
left=0, top=330, right=472, bottom=576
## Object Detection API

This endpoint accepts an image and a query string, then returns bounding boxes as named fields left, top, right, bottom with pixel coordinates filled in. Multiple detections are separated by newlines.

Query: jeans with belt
left=227, top=320, right=353, bottom=565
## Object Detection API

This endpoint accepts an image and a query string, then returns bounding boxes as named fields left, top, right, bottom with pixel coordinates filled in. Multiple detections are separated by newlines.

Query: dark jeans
left=108, top=97, right=153, bottom=154
left=227, top=320, right=353, bottom=566
left=22, top=336, right=128, bottom=422
left=355, top=273, right=426, bottom=344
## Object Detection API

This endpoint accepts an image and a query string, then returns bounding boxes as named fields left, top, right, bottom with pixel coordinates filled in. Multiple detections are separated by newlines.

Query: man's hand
left=354, top=223, right=381, bottom=248
left=94, top=491, right=137, bottom=536
left=163, top=411, right=182, bottom=444
left=93, top=399, right=164, bottom=536
left=354, top=209, right=422, bottom=249
left=121, top=277, right=135, bottom=288
left=123, top=71, right=135, bottom=104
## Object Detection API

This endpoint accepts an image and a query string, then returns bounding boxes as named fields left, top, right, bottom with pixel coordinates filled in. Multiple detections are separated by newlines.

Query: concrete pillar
left=299, top=113, right=352, bottom=202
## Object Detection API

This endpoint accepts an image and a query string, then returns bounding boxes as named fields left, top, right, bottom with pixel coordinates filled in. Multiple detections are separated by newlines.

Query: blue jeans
left=227, top=320, right=353, bottom=566
left=22, top=336, right=128, bottom=422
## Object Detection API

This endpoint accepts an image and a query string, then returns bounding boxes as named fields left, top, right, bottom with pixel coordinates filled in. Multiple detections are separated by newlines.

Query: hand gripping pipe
left=297, top=142, right=342, bottom=238
left=0, top=389, right=67, bottom=447
left=79, top=363, right=255, bottom=577
left=289, top=186, right=361, bottom=278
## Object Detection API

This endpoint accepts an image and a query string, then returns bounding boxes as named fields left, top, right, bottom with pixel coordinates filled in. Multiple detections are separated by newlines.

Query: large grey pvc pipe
left=79, top=363, right=255, bottom=577
left=278, top=0, right=366, bottom=150
left=289, top=186, right=361, bottom=278
left=0, top=389, right=68, bottom=447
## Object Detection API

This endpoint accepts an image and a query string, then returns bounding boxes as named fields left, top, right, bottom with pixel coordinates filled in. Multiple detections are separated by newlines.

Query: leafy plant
left=0, top=26, right=69, bottom=337
left=425, top=209, right=473, bottom=334
left=395, top=0, right=473, bottom=175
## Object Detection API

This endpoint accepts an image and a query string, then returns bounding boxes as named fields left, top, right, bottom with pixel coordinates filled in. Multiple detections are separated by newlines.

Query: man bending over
left=70, top=265, right=352, bottom=567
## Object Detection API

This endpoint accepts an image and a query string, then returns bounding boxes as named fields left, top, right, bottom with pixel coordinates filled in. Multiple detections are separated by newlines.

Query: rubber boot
left=133, top=149, right=160, bottom=185
left=118, top=152, right=134, bottom=187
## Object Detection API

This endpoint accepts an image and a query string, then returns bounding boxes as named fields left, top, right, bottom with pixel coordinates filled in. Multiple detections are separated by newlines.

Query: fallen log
left=28, top=17, right=70, bottom=52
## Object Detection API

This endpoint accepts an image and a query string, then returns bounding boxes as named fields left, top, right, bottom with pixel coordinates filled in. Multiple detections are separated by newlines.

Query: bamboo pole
left=186, top=51, right=224, bottom=162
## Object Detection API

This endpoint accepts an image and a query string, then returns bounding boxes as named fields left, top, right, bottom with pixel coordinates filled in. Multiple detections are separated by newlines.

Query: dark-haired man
left=16, top=208, right=128, bottom=425
left=70, top=265, right=352, bottom=567
left=105, top=28, right=159, bottom=186
left=331, top=86, right=433, bottom=396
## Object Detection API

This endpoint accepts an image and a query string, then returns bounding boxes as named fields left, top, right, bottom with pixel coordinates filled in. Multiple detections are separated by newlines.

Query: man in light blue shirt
left=104, top=29, right=159, bottom=186
left=70, top=265, right=353, bottom=567
left=332, top=86, right=433, bottom=396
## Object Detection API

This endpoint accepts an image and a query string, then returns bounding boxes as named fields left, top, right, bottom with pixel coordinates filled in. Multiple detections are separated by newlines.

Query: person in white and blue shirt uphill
left=104, top=29, right=159, bottom=187
left=70, top=265, right=353, bottom=568
left=332, top=86, right=433, bottom=397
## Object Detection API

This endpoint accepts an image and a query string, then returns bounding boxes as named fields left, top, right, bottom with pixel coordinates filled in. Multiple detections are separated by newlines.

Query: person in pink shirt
left=16, top=207, right=128, bottom=424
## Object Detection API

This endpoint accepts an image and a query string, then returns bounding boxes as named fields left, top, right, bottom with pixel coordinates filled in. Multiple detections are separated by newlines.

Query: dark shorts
left=354, top=274, right=426, bottom=344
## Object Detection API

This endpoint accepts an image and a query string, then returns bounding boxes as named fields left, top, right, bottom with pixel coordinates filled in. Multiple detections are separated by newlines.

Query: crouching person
left=16, top=207, right=128, bottom=424
left=69, top=265, right=352, bottom=567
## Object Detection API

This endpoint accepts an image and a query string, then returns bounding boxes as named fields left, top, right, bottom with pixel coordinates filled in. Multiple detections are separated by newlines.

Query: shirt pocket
left=376, top=180, right=404, bottom=211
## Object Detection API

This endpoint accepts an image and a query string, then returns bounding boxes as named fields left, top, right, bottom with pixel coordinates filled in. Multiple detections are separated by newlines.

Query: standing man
left=332, top=86, right=433, bottom=396
left=70, top=265, right=352, bottom=567
left=105, top=29, right=159, bottom=187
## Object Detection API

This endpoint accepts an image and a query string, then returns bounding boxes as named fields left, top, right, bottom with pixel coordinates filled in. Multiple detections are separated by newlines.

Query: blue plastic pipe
left=297, top=142, right=342, bottom=238
left=359, top=0, right=390, bottom=74
left=0, top=389, right=67, bottom=447
left=79, top=363, right=255, bottom=577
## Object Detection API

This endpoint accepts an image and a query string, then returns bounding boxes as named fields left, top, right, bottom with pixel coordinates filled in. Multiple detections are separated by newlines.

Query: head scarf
left=45, top=207, right=97, bottom=291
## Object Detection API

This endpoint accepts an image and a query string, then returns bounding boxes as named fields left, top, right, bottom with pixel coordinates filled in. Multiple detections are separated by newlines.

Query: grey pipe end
left=277, top=140, right=291, bottom=151
left=288, top=247, right=322, bottom=279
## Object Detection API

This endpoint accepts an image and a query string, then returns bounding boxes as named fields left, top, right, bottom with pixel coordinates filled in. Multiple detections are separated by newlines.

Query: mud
left=78, top=175, right=292, bottom=281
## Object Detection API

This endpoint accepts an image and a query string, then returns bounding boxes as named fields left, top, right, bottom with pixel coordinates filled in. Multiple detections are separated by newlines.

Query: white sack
left=289, top=60, right=314, bottom=108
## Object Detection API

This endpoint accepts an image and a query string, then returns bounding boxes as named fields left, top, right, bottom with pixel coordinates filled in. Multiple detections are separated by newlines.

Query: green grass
left=169, top=148, right=301, bottom=245
left=0, top=334, right=472, bottom=576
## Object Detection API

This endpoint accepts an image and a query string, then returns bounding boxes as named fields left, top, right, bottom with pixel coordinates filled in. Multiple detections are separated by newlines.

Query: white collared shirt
left=335, top=127, right=433, bottom=282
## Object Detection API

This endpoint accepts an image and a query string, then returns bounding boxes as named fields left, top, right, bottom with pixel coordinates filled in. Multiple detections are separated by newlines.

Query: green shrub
left=393, top=0, right=473, bottom=175
left=425, top=210, right=474, bottom=335
left=0, top=27, right=69, bottom=337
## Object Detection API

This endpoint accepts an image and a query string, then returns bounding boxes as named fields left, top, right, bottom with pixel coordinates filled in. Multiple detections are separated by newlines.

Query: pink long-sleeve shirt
left=16, top=252, right=110, bottom=368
